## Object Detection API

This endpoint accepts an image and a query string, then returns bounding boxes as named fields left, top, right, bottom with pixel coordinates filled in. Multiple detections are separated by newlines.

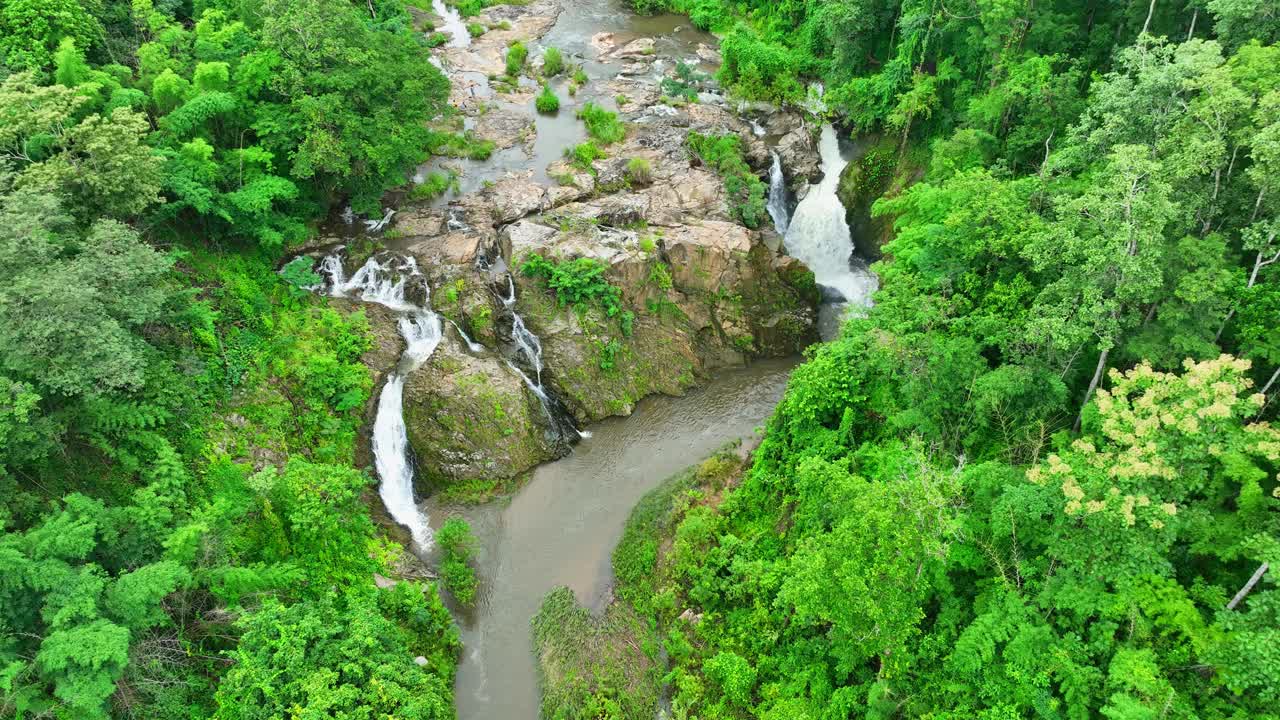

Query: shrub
left=577, top=102, right=625, bottom=144
left=521, top=254, right=624, bottom=320
left=572, top=67, right=588, bottom=85
left=687, top=131, right=767, bottom=228
left=426, top=130, right=495, bottom=160
left=543, top=46, right=564, bottom=76
left=505, top=40, right=528, bottom=76
left=565, top=141, right=605, bottom=172
left=407, top=169, right=458, bottom=201
left=627, top=157, right=652, bottom=185
left=615, top=93, right=629, bottom=106
left=568, top=81, right=579, bottom=96
left=425, top=31, right=448, bottom=48
left=437, top=518, right=478, bottom=606
left=535, top=84, right=560, bottom=113
left=467, top=22, right=485, bottom=37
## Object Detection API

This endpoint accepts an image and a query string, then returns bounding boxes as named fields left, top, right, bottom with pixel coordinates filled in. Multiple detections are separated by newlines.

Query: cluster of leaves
left=686, top=131, right=767, bottom=228
left=521, top=254, right=624, bottom=319
left=659, top=60, right=710, bottom=103
left=505, top=40, right=528, bottom=77
left=626, top=157, right=653, bottom=185
left=577, top=102, right=626, bottom=145
left=436, top=518, right=479, bottom=607
left=565, top=141, right=606, bottom=172
left=536, top=84, right=561, bottom=114
left=542, top=46, right=564, bottom=76
left=0, top=0, right=465, bottom=717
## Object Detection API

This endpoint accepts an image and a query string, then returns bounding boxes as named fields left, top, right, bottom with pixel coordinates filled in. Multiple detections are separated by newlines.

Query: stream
left=310, top=1, right=877, bottom=715
left=431, top=359, right=795, bottom=718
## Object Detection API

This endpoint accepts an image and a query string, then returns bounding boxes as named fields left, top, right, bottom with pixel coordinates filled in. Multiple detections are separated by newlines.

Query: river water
left=430, top=359, right=794, bottom=718
left=401, top=2, right=848, bottom=716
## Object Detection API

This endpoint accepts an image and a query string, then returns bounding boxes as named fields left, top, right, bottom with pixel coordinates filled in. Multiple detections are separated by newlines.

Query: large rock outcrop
left=319, top=0, right=825, bottom=497
left=401, top=331, right=564, bottom=496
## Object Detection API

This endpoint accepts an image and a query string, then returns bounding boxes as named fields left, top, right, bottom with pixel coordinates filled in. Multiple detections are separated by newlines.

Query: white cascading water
left=451, top=320, right=485, bottom=353
left=767, top=150, right=790, bottom=235
left=364, top=208, right=396, bottom=233
left=322, top=252, right=441, bottom=549
left=782, top=125, right=878, bottom=336
left=431, top=0, right=472, bottom=48
left=500, top=271, right=586, bottom=438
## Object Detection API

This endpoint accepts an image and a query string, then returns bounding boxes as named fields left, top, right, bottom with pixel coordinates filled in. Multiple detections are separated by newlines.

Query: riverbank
left=431, top=358, right=795, bottom=718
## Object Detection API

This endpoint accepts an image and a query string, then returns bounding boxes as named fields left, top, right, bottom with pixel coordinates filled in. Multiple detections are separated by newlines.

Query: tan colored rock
left=612, top=38, right=655, bottom=59
left=459, top=173, right=548, bottom=227
left=695, top=43, right=720, bottom=65
left=394, top=207, right=448, bottom=239
left=404, top=231, right=487, bottom=267
left=473, top=107, right=535, bottom=150
left=776, top=127, right=820, bottom=187
left=662, top=220, right=753, bottom=293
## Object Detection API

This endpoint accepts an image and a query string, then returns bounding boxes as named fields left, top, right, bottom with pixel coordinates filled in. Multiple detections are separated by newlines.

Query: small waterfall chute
left=364, top=208, right=396, bottom=233
left=451, top=320, right=485, bottom=353
left=499, top=271, right=585, bottom=442
left=782, top=125, right=878, bottom=338
left=316, top=250, right=441, bottom=550
left=767, top=150, right=790, bottom=235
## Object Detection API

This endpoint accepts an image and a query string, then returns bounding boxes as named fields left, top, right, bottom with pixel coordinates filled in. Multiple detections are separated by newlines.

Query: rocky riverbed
left=304, top=0, right=824, bottom=499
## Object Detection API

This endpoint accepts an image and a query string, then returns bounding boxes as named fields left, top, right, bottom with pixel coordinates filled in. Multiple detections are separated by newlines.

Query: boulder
left=776, top=127, right=820, bottom=189
left=473, top=107, right=535, bottom=151
left=612, top=38, right=655, bottom=59
left=459, top=173, right=548, bottom=227
left=402, top=331, right=563, bottom=494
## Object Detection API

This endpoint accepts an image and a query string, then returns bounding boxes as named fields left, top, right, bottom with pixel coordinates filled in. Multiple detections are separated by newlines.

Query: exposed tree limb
left=1226, top=562, right=1269, bottom=610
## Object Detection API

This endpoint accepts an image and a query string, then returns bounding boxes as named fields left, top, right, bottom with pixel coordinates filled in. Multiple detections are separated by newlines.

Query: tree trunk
left=1141, top=0, right=1158, bottom=36
left=1075, top=345, right=1111, bottom=432
left=1216, top=237, right=1280, bottom=342
left=1227, top=562, right=1269, bottom=610
left=1186, top=6, right=1197, bottom=40
left=1262, top=365, right=1280, bottom=397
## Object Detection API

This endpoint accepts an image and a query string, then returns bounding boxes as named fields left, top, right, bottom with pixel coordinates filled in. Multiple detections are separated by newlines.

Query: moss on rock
left=401, top=332, right=563, bottom=502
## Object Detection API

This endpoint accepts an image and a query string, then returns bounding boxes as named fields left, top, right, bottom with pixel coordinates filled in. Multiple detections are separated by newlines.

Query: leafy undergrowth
left=532, top=587, right=662, bottom=720
left=531, top=446, right=749, bottom=720
left=686, top=132, right=766, bottom=229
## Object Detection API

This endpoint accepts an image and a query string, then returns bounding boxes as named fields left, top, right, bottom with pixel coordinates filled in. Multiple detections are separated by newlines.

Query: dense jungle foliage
left=603, top=0, right=1280, bottom=718
left=0, top=0, right=464, bottom=718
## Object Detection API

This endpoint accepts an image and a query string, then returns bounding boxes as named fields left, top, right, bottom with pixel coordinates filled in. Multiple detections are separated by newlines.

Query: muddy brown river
left=428, top=358, right=795, bottom=718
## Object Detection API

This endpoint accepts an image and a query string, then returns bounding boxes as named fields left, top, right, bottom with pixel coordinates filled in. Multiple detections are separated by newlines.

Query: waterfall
left=319, top=250, right=441, bottom=549
left=364, top=208, right=396, bottom=233
left=782, top=125, right=878, bottom=337
left=451, top=320, right=485, bottom=353
left=431, top=0, right=473, bottom=48
left=767, top=151, right=790, bottom=235
left=499, top=271, right=585, bottom=441
left=510, top=314, right=544, bottom=385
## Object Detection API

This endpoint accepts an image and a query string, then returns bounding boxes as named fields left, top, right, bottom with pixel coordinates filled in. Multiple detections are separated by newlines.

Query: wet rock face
left=401, top=332, right=564, bottom=494
left=776, top=126, right=821, bottom=191
left=834, top=134, right=900, bottom=261
left=502, top=215, right=818, bottom=422
left=329, top=0, right=827, bottom=492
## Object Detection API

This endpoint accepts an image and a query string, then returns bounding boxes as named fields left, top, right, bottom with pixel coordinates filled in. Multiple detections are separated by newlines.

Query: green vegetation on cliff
left=687, top=132, right=767, bottom=229
left=0, top=0, right=464, bottom=717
